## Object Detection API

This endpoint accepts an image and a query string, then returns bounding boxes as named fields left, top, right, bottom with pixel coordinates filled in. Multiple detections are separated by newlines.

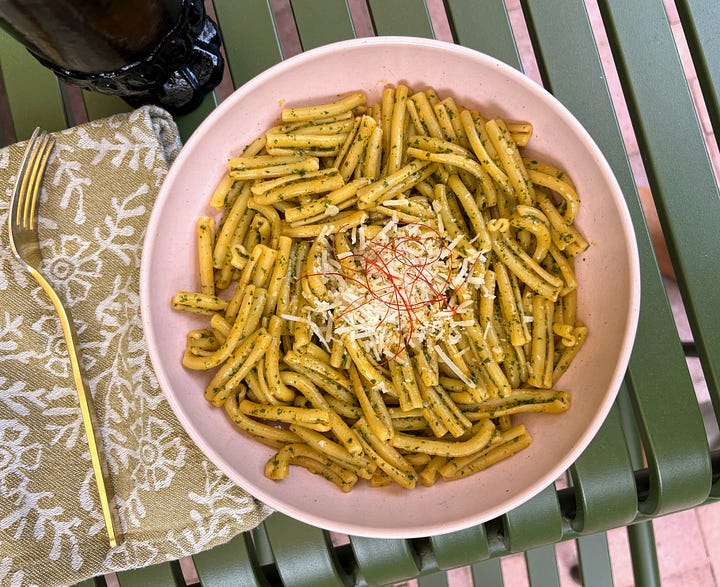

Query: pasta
left=173, top=87, right=589, bottom=492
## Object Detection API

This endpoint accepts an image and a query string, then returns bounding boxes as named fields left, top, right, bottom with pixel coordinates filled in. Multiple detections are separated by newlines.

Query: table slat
left=263, top=513, right=352, bottom=587
left=429, top=524, right=492, bottom=569
left=175, top=92, right=220, bottom=142
left=470, top=558, right=504, bottom=586
left=193, top=532, right=270, bottom=586
left=502, top=484, right=562, bottom=553
left=252, top=523, right=276, bottom=567
left=349, top=536, right=419, bottom=586
left=568, top=402, right=637, bottom=534
left=524, top=544, right=560, bottom=586
left=443, top=0, right=522, bottom=70
left=366, top=0, right=435, bottom=37
left=598, top=0, right=717, bottom=506
left=626, top=521, right=662, bottom=586
left=212, top=0, right=284, bottom=88
left=575, top=532, right=613, bottom=587
left=116, top=560, right=185, bottom=587
left=0, top=30, right=68, bottom=140
left=524, top=0, right=712, bottom=516
left=290, top=0, right=356, bottom=50
left=417, top=570, right=449, bottom=587
left=81, top=91, right=133, bottom=123
left=675, top=0, right=720, bottom=139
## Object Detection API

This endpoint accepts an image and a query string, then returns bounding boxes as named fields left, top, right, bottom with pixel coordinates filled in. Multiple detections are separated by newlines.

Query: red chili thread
left=299, top=223, right=480, bottom=362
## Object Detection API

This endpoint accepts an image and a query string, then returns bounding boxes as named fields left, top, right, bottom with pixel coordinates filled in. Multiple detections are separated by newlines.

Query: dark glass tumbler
left=0, top=0, right=224, bottom=114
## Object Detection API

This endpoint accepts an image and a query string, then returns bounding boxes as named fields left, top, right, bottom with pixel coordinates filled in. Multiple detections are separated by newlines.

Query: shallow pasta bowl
left=140, top=36, right=640, bottom=538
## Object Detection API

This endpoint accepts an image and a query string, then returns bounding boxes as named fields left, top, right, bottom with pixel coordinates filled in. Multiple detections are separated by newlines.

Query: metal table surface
left=1, top=1, right=718, bottom=585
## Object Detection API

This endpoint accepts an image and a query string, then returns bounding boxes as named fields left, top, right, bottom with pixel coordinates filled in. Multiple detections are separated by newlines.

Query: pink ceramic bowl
left=141, top=37, right=640, bottom=538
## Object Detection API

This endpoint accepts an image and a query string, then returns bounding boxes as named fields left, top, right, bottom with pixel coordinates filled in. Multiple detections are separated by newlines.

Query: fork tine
left=26, top=132, right=55, bottom=229
left=13, top=128, right=55, bottom=230
left=13, top=127, right=42, bottom=228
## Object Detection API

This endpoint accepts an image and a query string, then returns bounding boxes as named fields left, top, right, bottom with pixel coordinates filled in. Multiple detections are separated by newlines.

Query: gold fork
left=7, top=128, right=122, bottom=547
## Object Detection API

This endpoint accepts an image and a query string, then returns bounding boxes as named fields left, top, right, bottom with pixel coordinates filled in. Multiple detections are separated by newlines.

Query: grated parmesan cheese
left=303, top=220, right=487, bottom=364
left=434, top=344, right=476, bottom=388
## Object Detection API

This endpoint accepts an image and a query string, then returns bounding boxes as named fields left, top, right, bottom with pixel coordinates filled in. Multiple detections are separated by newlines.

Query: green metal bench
left=2, top=0, right=718, bottom=585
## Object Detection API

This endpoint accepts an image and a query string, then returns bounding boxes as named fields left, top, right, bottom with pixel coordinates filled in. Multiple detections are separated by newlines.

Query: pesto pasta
left=173, top=86, right=588, bottom=491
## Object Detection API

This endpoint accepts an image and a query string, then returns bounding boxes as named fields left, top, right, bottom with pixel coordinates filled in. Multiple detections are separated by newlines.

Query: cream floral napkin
left=0, top=107, right=271, bottom=587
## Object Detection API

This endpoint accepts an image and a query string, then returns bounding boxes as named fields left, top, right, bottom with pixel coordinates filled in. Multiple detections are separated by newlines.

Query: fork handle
left=30, top=267, right=122, bottom=547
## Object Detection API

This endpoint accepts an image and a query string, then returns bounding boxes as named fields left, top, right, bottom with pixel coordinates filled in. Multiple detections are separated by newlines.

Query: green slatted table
left=2, top=1, right=719, bottom=585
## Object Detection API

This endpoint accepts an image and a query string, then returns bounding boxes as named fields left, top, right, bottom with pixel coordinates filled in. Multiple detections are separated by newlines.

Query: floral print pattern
left=0, top=107, right=270, bottom=587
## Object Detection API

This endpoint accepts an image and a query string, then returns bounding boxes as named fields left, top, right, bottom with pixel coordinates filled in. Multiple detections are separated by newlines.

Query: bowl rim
left=141, top=35, right=641, bottom=538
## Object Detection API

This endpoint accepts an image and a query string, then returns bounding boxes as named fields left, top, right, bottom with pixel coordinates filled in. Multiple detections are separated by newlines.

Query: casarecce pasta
left=172, top=86, right=589, bottom=491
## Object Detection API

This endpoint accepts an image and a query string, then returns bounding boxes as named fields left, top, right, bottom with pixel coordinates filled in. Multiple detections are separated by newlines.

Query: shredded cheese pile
left=307, top=219, right=487, bottom=363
